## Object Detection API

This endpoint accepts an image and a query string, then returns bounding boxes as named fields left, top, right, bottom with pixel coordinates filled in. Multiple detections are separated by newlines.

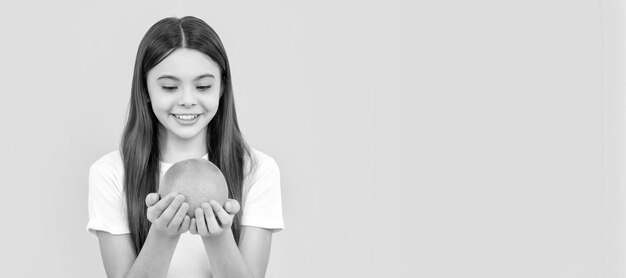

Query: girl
left=86, top=16, right=284, bottom=278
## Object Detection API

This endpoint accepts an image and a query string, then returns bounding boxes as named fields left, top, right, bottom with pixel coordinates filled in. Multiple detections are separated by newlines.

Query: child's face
left=146, top=48, right=222, bottom=142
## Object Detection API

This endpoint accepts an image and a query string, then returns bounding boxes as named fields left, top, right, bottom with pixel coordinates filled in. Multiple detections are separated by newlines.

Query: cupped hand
left=145, top=192, right=191, bottom=237
left=189, top=199, right=241, bottom=238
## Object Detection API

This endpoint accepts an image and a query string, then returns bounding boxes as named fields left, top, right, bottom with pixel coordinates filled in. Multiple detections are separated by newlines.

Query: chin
left=173, top=131, right=203, bottom=140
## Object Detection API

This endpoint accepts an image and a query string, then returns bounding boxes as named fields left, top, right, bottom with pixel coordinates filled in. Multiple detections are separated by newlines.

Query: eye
left=162, top=86, right=177, bottom=91
left=197, top=86, right=212, bottom=91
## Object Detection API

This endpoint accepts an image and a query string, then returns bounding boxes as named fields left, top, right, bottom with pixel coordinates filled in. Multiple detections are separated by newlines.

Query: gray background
left=0, top=0, right=624, bottom=277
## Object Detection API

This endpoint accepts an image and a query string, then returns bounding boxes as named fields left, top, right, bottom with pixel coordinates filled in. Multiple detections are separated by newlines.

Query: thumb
left=226, top=199, right=241, bottom=213
left=145, top=193, right=159, bottom=207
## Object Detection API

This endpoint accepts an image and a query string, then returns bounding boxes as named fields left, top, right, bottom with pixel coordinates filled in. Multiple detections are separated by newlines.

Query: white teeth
left=173, top=114, right=199, bottom=120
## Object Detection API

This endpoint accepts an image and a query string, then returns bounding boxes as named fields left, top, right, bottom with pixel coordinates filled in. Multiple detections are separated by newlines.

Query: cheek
left=149, top=100, right=173, bottom=119
left=200, top=94, right=221, bottom=109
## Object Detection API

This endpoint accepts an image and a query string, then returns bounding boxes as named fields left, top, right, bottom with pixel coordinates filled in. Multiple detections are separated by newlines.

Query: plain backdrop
left=1, top=0, right=625, bottom=277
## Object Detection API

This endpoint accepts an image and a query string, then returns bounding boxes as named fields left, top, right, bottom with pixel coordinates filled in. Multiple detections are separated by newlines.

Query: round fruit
left=158, top=158, right=228, bottom=218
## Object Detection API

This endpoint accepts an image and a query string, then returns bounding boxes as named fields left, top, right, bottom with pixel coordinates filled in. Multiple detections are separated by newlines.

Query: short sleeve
left=86, top=161, right=130, bottom=236
left=241, top=156, right=284, bottom=232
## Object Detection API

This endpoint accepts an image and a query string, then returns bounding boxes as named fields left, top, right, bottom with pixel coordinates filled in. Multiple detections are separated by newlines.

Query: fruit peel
left=158, top=158, right=228, bottom=218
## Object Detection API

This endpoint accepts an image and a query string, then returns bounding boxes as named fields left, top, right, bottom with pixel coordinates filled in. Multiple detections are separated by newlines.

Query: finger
left=152, top=192, right=177, bottom=214
left=147, top=192, right=177, bottom=221
left=224, top=199, right=241, bottom=214
left=157, top=195, right=185, bottom=226
left=210, top=200, right=232, bottom=227
left=178, top=215, right=191, bottom=233
left=202, top=202, right=221, bottom=233
left=145, top=193, right=160, bottom=207
left=167, top=202, right=189, bottom=230
left=195, top=208, right=209, bottom=235
left=189, top=218, right=198, bottom=234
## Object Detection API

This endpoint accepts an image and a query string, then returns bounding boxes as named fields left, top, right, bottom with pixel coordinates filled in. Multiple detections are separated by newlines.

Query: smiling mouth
left=171, top=114, right=201, bottom=120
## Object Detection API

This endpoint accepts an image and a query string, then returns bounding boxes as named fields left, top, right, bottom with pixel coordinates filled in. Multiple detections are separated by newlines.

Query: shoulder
left=248, top=148, right=277, bottom=166
left=240, top=148, right=284, bottom=230
left=91, top=149, right=124, bottom=172
left=244, top=148, right=280, bottom=193
left=89, top=149, right=125, bottom=192
left=247, top=148, right=279, bottom=175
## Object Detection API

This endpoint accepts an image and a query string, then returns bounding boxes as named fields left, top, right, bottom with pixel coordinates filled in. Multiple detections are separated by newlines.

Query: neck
left=159, top=127, right=209, bottom=164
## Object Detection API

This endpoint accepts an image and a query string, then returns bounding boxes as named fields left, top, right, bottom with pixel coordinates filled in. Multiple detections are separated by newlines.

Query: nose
left=178, top=86, right=197, bottom=106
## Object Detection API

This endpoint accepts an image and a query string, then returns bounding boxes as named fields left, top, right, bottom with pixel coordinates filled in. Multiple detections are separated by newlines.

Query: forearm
left=202, top=231, right=255, bottom=278
left=124, top=226, right=180, bottom=278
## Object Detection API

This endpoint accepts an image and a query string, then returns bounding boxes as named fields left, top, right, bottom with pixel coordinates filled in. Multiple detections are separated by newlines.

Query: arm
left=202, top=228, right=255, bottom=278
left=191, top=201, right=274, bottom=278
left=203, top=226, right=273, bottom=278
left=191, top=155, right=283, bottom=277
left=96, top=193, right=191, bottom=278
left=96, top=226, right=180, bottom=278
left=238, top=226, right=273, bottom=278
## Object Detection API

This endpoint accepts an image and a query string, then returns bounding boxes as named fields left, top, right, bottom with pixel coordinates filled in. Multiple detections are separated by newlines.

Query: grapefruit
left=158, top=158, right=228, bottom=218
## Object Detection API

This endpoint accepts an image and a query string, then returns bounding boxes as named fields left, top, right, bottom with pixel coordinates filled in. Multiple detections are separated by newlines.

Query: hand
left=189, top=199, right=241, bottom=238
left=145, top=192, right=191, bottom=237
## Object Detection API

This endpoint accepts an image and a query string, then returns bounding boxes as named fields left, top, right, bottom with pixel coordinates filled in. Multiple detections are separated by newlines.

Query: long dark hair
left=120, top=16, right=254, bottom=255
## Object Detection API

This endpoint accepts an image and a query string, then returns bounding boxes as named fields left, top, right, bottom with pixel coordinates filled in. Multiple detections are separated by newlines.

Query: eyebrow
left=157, top=74, right=215, bottom=81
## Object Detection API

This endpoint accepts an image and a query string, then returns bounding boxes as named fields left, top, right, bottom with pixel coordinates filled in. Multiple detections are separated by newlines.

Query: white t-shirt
left=86, top=148, right=284, bottom=278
